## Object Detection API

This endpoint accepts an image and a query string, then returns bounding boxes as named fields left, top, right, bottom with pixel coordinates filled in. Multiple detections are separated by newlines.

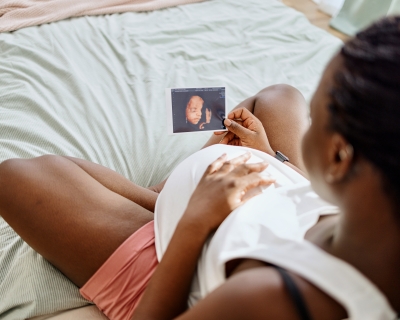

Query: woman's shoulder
left=199, top=218, right=397, bottom=319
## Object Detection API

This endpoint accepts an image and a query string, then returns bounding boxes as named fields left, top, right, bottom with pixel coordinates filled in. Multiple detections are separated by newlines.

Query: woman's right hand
left=182, top=152, right=275, bottom=232
left=215, top=108, right=275, bottom=156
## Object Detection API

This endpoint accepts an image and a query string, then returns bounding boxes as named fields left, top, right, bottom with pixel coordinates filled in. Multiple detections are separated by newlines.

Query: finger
left=216, top=120, right=242, bottom=140
left=240, top=172, right=275, bottom=189
left=241, top=186, right=263, bottom=203
left=227, top=138, right=241, bottom=146
left=242, top=116, right=262, bottom=132
left=228, top=152, right=252, bottom=165
left=219, top=131, right=235, bottom=144
left=205, top=153, right=228, bottom=175
left=214, top=119, right=243, bottom=137
left=218, top=152, right=252, bottom=174
left=232, top=161, right=269, bottom=176
left=227, top=108, right=256, bottom=122
left=238, top=173, right=275, bottom=196
left=228, top=173, right=275, bottom=209
left=214, top=131, right=227, bottom=135
left=224, top=119, right=253, bottom=139
left=239, top=174, right=275, bottom=202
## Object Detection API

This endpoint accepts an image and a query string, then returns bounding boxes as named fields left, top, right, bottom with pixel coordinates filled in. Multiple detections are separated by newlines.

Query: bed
left=0, top=0, right=342, bottom=318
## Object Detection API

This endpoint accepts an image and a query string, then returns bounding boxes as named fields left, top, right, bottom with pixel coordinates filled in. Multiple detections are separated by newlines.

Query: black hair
left=328, top=16, right=400, bottom=216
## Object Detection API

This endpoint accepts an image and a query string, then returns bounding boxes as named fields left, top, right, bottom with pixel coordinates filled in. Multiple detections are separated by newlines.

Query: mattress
left=0, top=0, right=342, bottom=318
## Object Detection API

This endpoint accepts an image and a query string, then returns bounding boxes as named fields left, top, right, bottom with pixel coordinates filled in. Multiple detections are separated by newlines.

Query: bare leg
left=202, top=84, right=309, bottom=171
left=62, top=156, right=158, bottom=212
left=147, top=180, right=167, bottom=194
left=0, top=156, right=156, bottom=287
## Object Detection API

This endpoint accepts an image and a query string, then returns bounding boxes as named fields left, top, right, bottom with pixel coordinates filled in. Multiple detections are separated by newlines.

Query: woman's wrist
left=267, top=148, right=275, bottom=157
left=259, top=145, right=275, bottom=157
left=178, top=212, right=215, bottom=238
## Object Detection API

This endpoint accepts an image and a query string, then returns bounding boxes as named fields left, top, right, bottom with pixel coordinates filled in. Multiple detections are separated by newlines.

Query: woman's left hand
left=215, top=108, right=274, bottom=156
left=182, top=152, right=274, bottom=232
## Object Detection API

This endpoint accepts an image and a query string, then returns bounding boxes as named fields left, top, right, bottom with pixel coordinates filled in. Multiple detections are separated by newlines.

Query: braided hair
left=328, top=16, right=400, bottom=215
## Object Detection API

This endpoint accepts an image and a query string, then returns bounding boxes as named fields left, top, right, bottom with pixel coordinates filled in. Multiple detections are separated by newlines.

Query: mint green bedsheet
left=0, top=0, right=342, bottom=318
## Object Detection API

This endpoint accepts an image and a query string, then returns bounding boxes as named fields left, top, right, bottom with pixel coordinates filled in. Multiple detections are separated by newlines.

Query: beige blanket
left=0, top=0, right=206, bottom=32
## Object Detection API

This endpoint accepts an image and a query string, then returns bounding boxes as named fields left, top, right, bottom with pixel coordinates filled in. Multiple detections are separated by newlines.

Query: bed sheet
left=0, top=0, right=342, bottom=318
left=0, top=0, right=342, bottom=187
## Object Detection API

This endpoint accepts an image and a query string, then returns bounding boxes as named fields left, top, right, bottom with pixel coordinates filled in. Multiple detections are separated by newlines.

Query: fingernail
left=224, top=119, right=232, bottom=126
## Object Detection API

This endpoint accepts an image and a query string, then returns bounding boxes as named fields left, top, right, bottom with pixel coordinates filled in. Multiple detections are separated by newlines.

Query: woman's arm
left=132, top=153, right=274, bottom=320
left=132, top=212, right=211, bottom=319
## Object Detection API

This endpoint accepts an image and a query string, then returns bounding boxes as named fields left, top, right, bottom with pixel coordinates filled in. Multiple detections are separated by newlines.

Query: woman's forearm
left=132, top=215, right=210, bottom=320
left=132, top=153, right=271, bottom=320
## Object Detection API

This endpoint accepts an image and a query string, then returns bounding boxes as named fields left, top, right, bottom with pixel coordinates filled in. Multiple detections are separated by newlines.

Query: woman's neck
left=327, top=176, right=400, bottom=313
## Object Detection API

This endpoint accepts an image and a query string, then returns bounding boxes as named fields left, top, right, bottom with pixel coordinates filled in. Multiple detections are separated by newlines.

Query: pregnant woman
left=0, top=17, right=399, bottom=320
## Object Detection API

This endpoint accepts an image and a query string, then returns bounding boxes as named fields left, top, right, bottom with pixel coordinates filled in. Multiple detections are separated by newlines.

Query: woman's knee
left=257, top=84, right=305, bottom=101
left=0, top=158, right=28, bottom=211
left=0, top=158, right=25, bottom=188
left=0, top=156, right=60, bottom=196
left=254, top=84, right=308, bottom=117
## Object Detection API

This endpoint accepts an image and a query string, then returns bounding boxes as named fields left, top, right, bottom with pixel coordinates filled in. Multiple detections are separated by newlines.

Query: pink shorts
left=80, top=221, right=158, bottom=320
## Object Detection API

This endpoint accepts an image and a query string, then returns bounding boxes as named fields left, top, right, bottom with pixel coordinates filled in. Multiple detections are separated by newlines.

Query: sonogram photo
left=166, top=87, right=227, bottom=134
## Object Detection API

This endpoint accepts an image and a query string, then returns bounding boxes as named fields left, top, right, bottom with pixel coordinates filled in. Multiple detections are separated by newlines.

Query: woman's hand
left=215, top=108, right=275, bottom=156
left=182, top=152, right=274, bottom=232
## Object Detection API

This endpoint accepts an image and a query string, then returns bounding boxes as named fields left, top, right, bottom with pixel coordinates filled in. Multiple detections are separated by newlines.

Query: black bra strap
left=273, top=266, right=313, bottom=320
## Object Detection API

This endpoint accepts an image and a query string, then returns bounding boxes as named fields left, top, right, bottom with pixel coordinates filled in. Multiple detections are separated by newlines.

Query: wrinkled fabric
left=0, top=0, right=207, bottom=32
left=80, top=222, right=158, bottom=320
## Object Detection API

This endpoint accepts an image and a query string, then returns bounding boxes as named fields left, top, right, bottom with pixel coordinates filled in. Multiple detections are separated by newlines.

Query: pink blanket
left=0, top=0, right=206, bottom=33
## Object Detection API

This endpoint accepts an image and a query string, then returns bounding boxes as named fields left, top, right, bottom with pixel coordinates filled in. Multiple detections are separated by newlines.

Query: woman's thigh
left=0, top=155, right=154, bottom=287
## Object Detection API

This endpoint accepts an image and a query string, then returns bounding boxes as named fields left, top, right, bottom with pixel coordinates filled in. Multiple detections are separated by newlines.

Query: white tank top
left=154, top=145, right=397, bottom=320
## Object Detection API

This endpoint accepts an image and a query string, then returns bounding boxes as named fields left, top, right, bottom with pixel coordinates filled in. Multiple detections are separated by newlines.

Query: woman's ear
left=325, top=133, right=354, bottom=184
